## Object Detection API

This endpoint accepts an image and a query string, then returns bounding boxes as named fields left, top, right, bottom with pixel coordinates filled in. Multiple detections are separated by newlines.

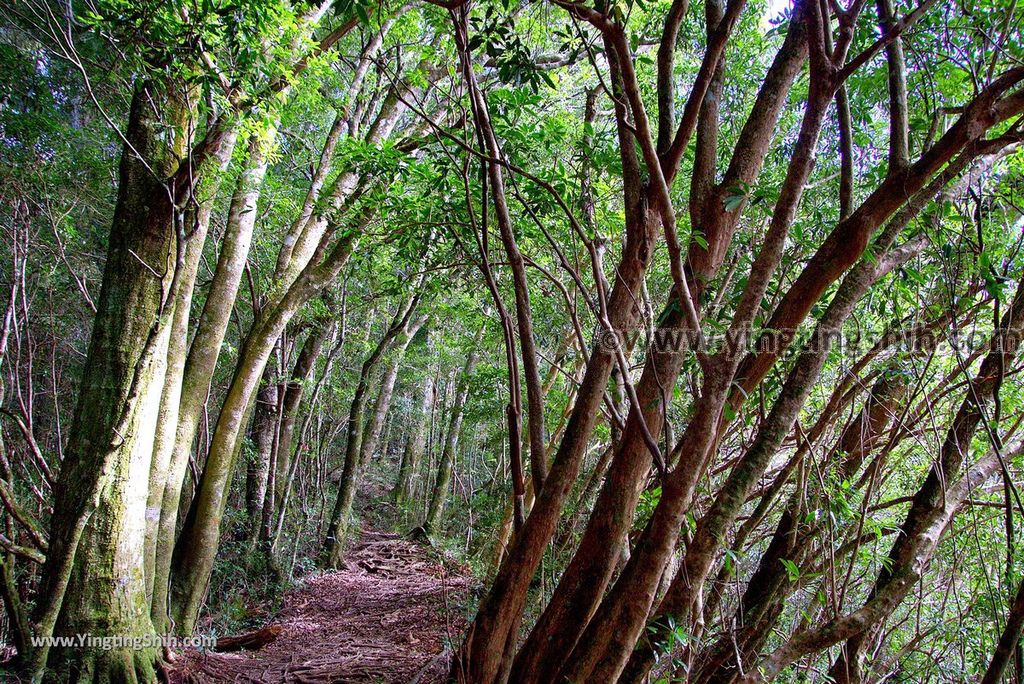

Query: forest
left=0, top=0, right=1023, bottom=681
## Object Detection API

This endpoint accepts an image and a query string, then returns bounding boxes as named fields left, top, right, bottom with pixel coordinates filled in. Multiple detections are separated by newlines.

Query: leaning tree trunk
left=358, top=314, right=427, bottom=471
left=142, top=126, right=237, bottom=607
left=511, top=16, right=808, bottom=678
left=686, top=371, right=908, bottom=684
left=453, top=29, right=663, bottom=682
left=624, top=235, right=924, bottom=684
left=271, top=319, right=346, bottom=552
left=149, top=129, right=271, bottom=631
left=168, top=228, right=359, bottom=635
left=273, top=315, right=333, bottom=506
left=31, top=81, right=206, bottom=683
left=827, top=277, right=1024, bottom=682
left=246, top=366, right=280, bottom=540
left=169, top=72, right=415, bottom=628
left=687, top=147, right=997, bottom=684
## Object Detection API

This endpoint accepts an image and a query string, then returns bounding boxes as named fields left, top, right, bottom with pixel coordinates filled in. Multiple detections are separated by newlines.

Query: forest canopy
left=1, top=0, right=1024, bottom=681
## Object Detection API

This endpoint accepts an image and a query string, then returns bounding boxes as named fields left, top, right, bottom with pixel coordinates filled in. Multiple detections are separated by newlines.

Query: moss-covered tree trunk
left=168, top=225, right=359, bottom=635
left=32, top=82, right=199, bottom=683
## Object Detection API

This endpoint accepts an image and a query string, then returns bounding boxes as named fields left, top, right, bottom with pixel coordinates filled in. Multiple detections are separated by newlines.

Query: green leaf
left=781, top=558, right=800, bottom=582
left=723, top=182, right=751, bottom=212
left=723, top=193, right=745, bottom=212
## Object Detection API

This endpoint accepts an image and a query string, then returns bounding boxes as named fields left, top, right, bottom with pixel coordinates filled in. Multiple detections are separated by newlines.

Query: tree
left=4, top=0, right=1024, bottom=681
left=423, top=323, right=485, bottom=535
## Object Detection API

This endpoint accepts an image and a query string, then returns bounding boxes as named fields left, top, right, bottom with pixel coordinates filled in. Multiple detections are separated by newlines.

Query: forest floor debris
left=172, top=530, right=471, bottom=683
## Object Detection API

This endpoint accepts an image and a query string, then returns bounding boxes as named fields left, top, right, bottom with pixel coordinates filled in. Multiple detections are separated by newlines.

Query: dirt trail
left=174, top=531, right=471, bottom=683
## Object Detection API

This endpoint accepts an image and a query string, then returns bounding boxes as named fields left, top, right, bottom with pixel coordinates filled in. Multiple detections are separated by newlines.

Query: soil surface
left=172, top=530, right=471, bottom=683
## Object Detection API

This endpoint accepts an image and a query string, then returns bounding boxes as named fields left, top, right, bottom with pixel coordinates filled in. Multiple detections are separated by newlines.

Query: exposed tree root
left=53, top=647, right=161, bottom=684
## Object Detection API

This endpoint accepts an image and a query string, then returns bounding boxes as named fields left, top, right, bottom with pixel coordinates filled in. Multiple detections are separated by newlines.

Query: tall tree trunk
left=169, top=89, right=416, bottom=618
left=545, top=33, right=1024, bottom=684
left=359, top=315, right=427, bottom=470
left=273, top=317, right=333, bottom=507
left=423, top=326, right=484, bottom=535
left=322, top=295, right=422, bottom=567
left=551, top=28, right=832, bottom=681
left=32, top=82, right=203, bottom=682
left=509, top=8, right=806, bottom=679
left=457, top=18, right=546, bottom=490
left=453, top=18, right=665, bottom=680
left=272, top=317, right=346, bottom=553
left=392, top=371, right=434, bottom=505
left=246, top=368, right=280, bottom=539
